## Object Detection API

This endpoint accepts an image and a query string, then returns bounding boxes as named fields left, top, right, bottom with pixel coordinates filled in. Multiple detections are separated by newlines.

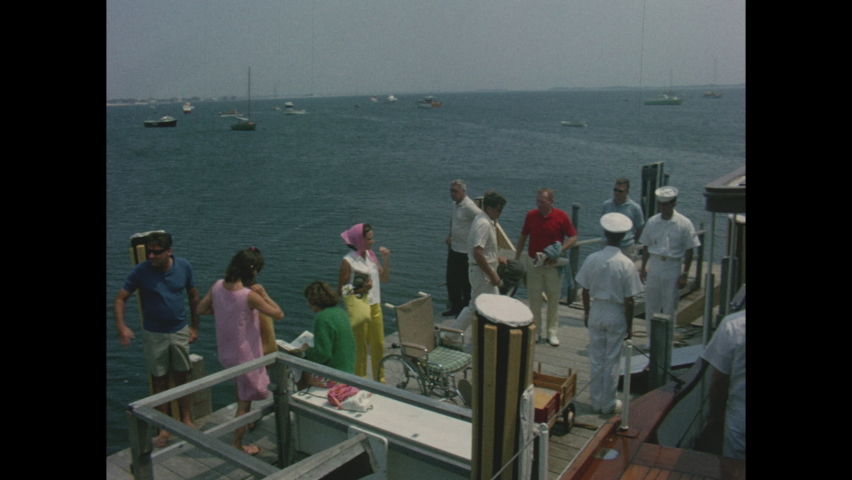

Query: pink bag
left=327, top=384, right=361, bottom=409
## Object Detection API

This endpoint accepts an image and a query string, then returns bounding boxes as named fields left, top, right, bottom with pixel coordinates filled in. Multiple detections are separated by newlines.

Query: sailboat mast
left=247, top=67, right=252, bottom=120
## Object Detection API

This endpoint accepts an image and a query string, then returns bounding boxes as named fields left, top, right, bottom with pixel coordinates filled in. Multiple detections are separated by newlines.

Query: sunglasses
left=147, top=248, right=168, bottom=256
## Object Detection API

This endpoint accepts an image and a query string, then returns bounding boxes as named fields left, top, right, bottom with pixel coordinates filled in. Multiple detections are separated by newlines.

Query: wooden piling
left=470, top=294, right=535, bottom=480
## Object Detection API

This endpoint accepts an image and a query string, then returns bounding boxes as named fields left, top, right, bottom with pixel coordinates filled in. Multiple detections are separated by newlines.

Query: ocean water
left=106, top=87, right=745, bottom=456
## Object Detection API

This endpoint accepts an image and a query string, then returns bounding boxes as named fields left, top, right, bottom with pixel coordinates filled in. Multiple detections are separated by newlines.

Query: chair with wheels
left=380, top=292, right=472, bottom=405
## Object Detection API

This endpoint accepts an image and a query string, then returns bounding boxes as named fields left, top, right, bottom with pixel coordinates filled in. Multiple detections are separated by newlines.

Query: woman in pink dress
left=198, top=247, right=284, bottom=455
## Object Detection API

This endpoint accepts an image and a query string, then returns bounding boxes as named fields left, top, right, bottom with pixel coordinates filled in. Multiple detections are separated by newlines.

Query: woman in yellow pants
left=338, top=223, right=390, bottom=382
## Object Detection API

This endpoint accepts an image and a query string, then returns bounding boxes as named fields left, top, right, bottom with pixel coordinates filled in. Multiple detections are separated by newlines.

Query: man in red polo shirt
left=515, top=188, right=578, bottom=346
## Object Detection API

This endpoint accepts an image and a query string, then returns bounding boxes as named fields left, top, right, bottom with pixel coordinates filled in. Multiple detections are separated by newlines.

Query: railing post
left=648, top=314, right=673, bottom=391
left=567, top=203, right=582, bottom=304
left=127, top=408, right=154, bottom=480
left=620, top=340, right=633, bottom=432
left=271, top=355, right=293, bottom=468
left=695, top=225, right=705, bottom=290
left=534, top=423, right=549, bottom=480
left=703, top=214, right=716, bottom=345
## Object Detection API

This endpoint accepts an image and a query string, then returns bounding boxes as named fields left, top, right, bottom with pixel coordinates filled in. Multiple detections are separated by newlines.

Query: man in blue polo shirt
left=114, top=231, right=200, bottom=448
left=601, top=177, right=645, bottom=260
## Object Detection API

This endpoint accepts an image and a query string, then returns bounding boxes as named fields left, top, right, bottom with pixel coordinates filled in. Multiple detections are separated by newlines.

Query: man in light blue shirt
left=601, top=178, right=645, bottom=259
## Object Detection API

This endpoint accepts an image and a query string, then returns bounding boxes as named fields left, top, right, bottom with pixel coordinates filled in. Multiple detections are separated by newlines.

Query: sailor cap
left=655, top=186, right=678, bottom=203
left=600, top=212, right=633, bottom=233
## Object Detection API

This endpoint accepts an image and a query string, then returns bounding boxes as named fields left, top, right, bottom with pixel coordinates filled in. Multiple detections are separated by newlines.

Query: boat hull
left=230, top=122, right=256, bottom=131
left=644, top=98, right=683, bottom=105
left=143, top=118, right=177, bottom=127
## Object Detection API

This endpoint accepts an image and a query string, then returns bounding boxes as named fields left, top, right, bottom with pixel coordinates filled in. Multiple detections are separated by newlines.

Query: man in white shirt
left=444, top=179, right=482, bottom=316
left=639, top=186, right=700, bottom=337
left=446, top=190, right=508, bottom=341
left=575, top=213, right=643, bottom=414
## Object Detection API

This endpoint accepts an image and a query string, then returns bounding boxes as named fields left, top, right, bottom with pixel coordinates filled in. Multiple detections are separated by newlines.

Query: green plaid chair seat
left=424, top=346, right=470, bottom=374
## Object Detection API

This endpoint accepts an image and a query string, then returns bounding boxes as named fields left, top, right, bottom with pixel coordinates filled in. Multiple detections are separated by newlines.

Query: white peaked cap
left=601, top=212, right=633, bottom=233
left=655, top=186, right=678, bottom=202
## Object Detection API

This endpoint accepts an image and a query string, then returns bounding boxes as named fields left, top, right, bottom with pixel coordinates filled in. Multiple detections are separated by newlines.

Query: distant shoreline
left=107, top=85, right=745, bottom=107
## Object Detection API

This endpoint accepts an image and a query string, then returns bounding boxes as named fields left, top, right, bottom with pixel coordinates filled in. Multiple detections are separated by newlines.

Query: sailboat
left=703, top=57, right=724, bottom=98
left=645, top=69, right=683, bottom=105
left=231, top=67, right=256, bottom=131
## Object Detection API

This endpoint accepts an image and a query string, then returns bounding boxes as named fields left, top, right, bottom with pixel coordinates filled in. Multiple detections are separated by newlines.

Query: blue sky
left=106, top=0, right=745, bottom=99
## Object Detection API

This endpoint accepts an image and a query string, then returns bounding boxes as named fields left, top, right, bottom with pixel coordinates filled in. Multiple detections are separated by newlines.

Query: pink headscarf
left=340, top=223, right=378, bottom=264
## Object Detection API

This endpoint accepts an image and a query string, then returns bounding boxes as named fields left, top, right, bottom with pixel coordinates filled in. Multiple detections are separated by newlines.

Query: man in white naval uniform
left=575, top=213, right=643, bottom=414
left=638, top=186, right=700, bottom=338
left=445, top=189, right=508, bottom=343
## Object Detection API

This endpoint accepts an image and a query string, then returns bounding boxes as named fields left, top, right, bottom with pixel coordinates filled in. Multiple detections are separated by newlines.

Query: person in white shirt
left=444, top=179, right=482, bottom=317
left=701, top=310, right=746, bottom=460
left=638, top=186, right=700, bottom=338
left=575, top=213, right=643, bottom=414
left=446, top=190, right=508, bottom=342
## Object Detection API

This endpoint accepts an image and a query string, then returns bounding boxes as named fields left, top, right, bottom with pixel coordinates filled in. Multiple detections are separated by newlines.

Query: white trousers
left=644, top=255, right=681, bottom=338
left=451, top=264, right=500, bottom=335
left=588, top=300, right=626, bottom=413
left=523, top=255, right=563, bottom=338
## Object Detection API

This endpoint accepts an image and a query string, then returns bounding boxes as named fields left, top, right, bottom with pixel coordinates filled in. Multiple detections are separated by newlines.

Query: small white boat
left=143, top=115, right=177, bottom=127
left=284, top=102, right=306, bottom=115
left=370, top=95, right=379, bottom=102
left=561, top=121, right=587, bottom=127
left=218, top=109, right=242, bottom=117
left=386, top=95, right=398, bottom=103
left=182, top=102, right=194, bottom=114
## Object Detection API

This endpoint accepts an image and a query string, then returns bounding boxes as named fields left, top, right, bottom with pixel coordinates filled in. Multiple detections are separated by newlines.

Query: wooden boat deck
left=106, top=264, right=720, bottom=480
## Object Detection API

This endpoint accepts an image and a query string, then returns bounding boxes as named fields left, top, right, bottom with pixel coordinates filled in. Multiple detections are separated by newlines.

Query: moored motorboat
left=284, top=101, right=306, bottom=114
left=182, top=102, right=194, bottom=114
left=143, top=115, right=177, bottom=127
left=218, top=109, right=242, bottom=117
left=230, top=117, right=256, bottom=131
left=386, top=95, right=398, bottom=103
left=416, top=96, right=442, bottom=108
left=644, top=94, right=683, bottom=105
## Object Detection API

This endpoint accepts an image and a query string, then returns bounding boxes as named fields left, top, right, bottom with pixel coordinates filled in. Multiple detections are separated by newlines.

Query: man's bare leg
left=171, top=370, right=196, bottom=428
left=151, top=374, right=172, bottom=448
left=150, top=370, right=196, bottom=448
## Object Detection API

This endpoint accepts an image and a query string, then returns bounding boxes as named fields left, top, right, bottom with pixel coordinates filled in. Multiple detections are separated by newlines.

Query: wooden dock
left=107, top=264, right=719, bottom=480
